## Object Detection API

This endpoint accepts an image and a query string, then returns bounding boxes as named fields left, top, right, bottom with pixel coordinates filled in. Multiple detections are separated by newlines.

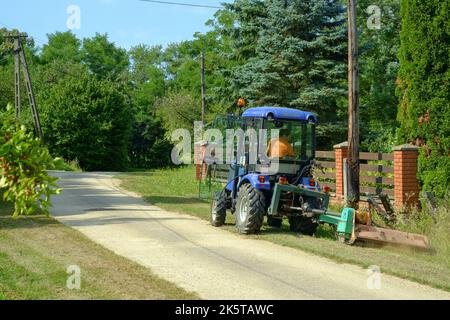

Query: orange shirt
left=267, top=137, right=295, bottom=158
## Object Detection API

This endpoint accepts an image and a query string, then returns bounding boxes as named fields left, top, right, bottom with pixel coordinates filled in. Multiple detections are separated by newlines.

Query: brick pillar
left=334, top=142, right=348, bottom=202
left=393, top=144, right=420, bottom=209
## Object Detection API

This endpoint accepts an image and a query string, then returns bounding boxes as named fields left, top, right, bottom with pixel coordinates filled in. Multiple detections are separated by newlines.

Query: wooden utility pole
left=14, top=37, right=21, bottom=118
left=200, top=51, right=206, bottom=125
left=347, top=0, right=360, bottom=208
left=6, top=33, right=43, bottom=141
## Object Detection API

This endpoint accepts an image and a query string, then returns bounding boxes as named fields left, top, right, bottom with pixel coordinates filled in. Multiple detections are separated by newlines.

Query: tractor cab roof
left=242, top=106, right=317, bottom=124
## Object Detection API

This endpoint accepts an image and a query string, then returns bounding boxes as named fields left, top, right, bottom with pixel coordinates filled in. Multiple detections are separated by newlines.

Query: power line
left=138, top=0, right=222, bottom=9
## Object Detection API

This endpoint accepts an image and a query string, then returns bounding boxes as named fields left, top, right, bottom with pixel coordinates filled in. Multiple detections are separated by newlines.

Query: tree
left=40, top=31, right=82, bottom=64
left=397, top=0, right=450, bottom=197
left=155, top=90, right=200, bottom=135
left=128, top=44, right=171, bottom=168
left=81, top=33, right=129, bottom=80
left=38, top=70, right=133, bottom=171
left=357, top=0, right=401, bottom=152
left=227, top=0, right=347, bottom=148
left=129, top=44, right=166, bottom=110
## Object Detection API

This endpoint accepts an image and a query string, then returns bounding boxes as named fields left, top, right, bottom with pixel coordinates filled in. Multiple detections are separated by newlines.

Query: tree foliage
left=82, top=33, right=129, bottom=80
left=128, top=44, right=172, bottom=168
left=39, top=71, right=133, bottom=171
left=397, top=0, right=449, bottom=197
left=0, top=106, right=60, bottom=217
left=40, top=31, right=82, bottom=64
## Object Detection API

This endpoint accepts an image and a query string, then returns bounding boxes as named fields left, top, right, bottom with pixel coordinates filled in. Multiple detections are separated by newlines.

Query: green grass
left=117, top=165, right=450, bottom=292
left=0, top=201, right=198, bottom=300
left=52, top=158, right=82, bottom=172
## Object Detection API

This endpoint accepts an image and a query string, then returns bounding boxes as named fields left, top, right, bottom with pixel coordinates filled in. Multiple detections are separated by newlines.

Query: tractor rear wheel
left=211, top=190, right=228, bottom=227
left=289, top=216, right=318, bottom=236
left=235, top=184, right=265, bottom=234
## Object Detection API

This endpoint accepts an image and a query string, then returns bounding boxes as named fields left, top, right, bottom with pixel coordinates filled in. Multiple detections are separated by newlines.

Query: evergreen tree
left=397, top=0, right=450, bottom=197
left=357, top=0, right=401, bottom=152
left=229, top=0, right=347, bottom=147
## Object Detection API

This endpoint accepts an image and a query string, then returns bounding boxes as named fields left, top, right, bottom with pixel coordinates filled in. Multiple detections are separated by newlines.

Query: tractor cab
left=241, top=107, right=317, bottom=182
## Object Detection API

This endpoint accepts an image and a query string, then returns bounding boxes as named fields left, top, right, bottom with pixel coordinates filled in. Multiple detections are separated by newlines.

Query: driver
left=267, top=129, right=295, bottom=159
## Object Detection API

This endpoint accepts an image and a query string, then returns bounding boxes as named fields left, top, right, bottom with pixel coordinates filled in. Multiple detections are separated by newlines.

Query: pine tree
left=232, top=0, right=346, bottom=118
left=227, top=0, right=347, bottom=147
left=397, top=0, right=450, bottom=197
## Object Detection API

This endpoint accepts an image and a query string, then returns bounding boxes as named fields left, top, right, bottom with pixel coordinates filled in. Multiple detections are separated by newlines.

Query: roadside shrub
left=39, top=72, right=133, bottom=171
left=0, top=106, right=60, bottom=217
left=417, top=153, right=450, bottom=199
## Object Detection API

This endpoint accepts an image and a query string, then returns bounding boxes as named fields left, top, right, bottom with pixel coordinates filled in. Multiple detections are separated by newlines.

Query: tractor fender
left=238, top=174, right=271, bottom=191
left=299, top=177, right=321, bottom=192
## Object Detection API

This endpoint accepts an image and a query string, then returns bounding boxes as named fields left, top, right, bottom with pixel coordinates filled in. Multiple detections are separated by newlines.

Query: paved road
left=50, top=172, right=450, bottom=300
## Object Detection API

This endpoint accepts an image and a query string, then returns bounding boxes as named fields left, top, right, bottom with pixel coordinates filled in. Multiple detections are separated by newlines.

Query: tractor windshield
left=265, top=119, right=315, bottom=162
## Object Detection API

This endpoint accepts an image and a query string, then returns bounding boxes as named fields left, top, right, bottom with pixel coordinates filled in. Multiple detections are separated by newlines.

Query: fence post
left=334, top=142, right=348, bottom=202
left=194, top=141, right=207, bottom=181
left=393, top=144, right=420, bottom=209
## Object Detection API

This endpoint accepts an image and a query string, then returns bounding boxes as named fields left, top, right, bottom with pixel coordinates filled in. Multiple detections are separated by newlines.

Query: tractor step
left=354, top=224, right=430, bottom=250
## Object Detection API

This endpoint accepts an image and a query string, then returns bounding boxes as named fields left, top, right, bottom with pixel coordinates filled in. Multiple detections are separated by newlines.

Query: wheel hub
left=239, top=196, right=249, bottom=222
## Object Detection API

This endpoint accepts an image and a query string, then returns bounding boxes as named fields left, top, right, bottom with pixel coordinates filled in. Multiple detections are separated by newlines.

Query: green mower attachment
left=267, top=183, right=429, bottom=249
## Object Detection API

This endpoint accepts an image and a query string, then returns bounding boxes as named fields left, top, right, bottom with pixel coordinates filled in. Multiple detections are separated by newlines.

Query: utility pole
left=347, top=0, right=360, bottom=208
left=6, top=33, right=43, bottom=141
left=201, top=51, right=206, bottom=125
left=14, top=37, right=21, bottom=118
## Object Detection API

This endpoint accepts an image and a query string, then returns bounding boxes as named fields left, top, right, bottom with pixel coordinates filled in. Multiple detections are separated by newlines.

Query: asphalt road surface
left=50, top=172, right=450, bottom=300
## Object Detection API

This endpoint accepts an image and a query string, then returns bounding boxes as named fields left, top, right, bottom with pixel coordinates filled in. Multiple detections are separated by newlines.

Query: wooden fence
left=315, top=151, right=395, bottom=198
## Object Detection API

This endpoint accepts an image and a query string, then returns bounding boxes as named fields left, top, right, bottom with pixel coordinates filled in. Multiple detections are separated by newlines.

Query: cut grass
left=0, top=201, right=198, bottom=300
left=117, top=166, right=450, bottom=292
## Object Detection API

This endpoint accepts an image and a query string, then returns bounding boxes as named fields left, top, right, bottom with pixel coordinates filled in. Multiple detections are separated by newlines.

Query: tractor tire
left=267, top=216, right=282, bottom=228
left=289, top=216, right=319, bottom=236
left=211, top=190, right=227, bottom=227
left=235, top=184, right=265, bottom=234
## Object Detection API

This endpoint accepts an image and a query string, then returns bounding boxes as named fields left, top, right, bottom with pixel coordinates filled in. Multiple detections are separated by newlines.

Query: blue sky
left=0, top=0, right=232, bottom=49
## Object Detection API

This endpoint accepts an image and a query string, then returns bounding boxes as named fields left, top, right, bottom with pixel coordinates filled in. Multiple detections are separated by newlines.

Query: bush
left=418, top=153, right=450, bottom=198
left=0, top=106, right=59, bottom=217
left=39, top=72, right=133, bottom=171
left=397, top=0, right=450, bottom=198
left=129, top=113, right=173, bottom=169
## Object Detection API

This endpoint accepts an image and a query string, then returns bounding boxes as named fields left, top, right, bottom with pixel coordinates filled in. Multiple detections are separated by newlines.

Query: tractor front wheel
left=289, top=216, right=318, bottom=236
left=235, top=184, right=265, bottom=234
left=211, top=190, right=228, bottom=227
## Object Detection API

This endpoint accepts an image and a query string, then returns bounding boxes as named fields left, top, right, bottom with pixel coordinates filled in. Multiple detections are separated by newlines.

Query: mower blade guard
left=355, top=225, right=430, bottom=250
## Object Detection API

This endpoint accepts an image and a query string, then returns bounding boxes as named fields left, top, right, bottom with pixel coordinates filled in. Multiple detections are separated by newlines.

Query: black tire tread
left=211, top=190, right=227, bottom=227
left=236, top=184, right=265, bottom=234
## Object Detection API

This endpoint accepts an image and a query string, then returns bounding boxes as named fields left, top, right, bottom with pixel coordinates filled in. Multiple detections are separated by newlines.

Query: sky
left=0, top=0, right=232, bottom=49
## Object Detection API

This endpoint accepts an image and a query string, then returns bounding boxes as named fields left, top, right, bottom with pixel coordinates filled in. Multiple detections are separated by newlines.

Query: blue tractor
left=210, top=106, right=330, bottom=235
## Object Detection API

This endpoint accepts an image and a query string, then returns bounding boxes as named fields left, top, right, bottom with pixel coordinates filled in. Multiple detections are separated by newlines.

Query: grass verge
left=117, top=166, right=450, bottom=292
left=0, top=201, right=198, bottom=300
